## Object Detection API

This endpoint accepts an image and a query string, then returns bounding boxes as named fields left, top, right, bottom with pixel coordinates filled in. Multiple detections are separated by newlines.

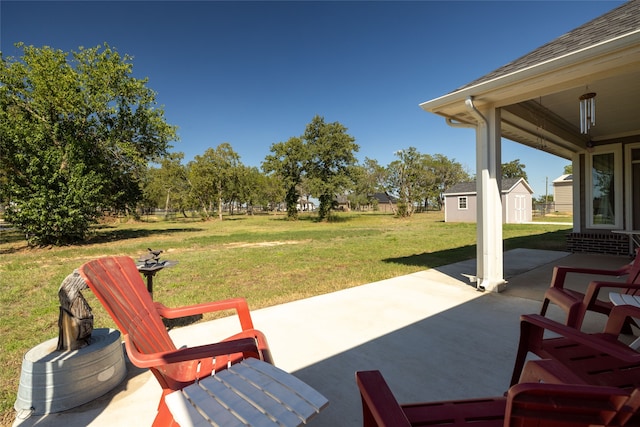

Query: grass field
left=0, top=211, right=572, bottom=425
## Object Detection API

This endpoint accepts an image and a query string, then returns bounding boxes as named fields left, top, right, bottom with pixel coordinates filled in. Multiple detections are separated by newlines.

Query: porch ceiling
left=502, top=67, right=640, bottom=159
left=422, top=54, right=640, bottom=160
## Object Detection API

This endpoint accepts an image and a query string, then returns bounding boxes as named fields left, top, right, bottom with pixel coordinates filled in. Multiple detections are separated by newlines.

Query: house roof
left=553, top=174, right=573, bottom=184
left=457, top=1, right=640, bottom=91
left=372, top=192, right=397, bottom=204
left=420, top=0, right=640, bottom=160
left=444, top=182, right=476, bottom=195
left=444, top=178, right=533, bottom=195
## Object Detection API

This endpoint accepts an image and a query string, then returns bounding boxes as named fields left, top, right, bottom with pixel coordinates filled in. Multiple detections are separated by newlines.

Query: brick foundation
left=566, top=232, right=630, bottom=255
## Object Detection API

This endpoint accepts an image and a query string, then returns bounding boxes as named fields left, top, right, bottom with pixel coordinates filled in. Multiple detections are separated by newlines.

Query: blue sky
left=1, top=1, right=623, bottom=197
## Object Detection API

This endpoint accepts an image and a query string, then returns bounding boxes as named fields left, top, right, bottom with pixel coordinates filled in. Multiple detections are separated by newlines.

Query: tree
left=534, top=194, right=554, bottom=204
left=383, top=150, right=469, bottom=215
left=262, top=174, right=286, bottom=214
left=188, top=143, right=240, bottom=220
left=263, top=137, right=307, bottom=220
left=144, top=152, right=190, bottom=217
left=303, top=116, right=359, bottom=221
left=233, top=165, right=268, bottom=215
left=386, top=147, right=427, bottom=217
left=0, top=43, right=176, bottom=245
left=427, top=154, right=471, bottom=210
left=351, top=157, right=392, bottom=211
left=564, top=164, right=573, bottom=175
left=502, top=159, right=528, bottom=181
left=348, top=162, right=380, bottom=211
left=357, top=157, right=389, bottom=208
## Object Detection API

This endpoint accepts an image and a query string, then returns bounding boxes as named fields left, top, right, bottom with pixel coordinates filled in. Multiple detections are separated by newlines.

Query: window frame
left=586, top=144, right=622, bottom=229
left=458, top=196, right=468, bottom=210
left=624, top=142, right=640, bottom=230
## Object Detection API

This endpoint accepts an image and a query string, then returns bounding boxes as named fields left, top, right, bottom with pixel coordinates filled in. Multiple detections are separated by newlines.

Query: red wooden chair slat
left=402, top=397, right=506, bottom=426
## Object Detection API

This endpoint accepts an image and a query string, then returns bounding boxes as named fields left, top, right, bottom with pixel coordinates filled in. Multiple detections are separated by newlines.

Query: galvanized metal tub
left=14, top=328, right=126, bottom=416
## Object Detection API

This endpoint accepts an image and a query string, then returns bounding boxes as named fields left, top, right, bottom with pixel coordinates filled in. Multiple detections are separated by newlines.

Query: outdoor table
left=164, top=357, right=329, bottom=427
left=136, top=260, right=177, bottom=298
left=609, top=292, right=640, bottom=349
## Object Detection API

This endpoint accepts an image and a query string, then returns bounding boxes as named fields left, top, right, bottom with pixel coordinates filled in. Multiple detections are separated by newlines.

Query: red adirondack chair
left=540, top=249, right=640, bottom=330
left=356, top=369, right=640, bottom=427
left=510, top=304, right=640, bottom=390
left=78, top=256, right=273, bottom=426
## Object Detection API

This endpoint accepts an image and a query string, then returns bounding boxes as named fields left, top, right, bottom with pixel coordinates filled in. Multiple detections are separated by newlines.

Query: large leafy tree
left=0, top=43, right=176, bottom=245
left=385, top=149, right=470, bottom=215
left=304, top=115, right=359, bottom=221
left=386, top=147, right=427, bottom=217
left=263, top=137, right=307, bottom=220
left=234, top=165, right=270, bottom=215
left=261, top=174, right=286, bottom=214
left=349, top=158, right=389, bottom=211
left=502, top=159, right=528, bottom=181
left=187, top=143, right=240, bottom=220
left=428, top=154, right=471, bottom=210
left=144, top=152, right=190, bottom=217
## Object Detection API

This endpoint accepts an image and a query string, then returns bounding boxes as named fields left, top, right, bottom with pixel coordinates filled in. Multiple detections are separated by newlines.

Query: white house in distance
left=444, top=178, right=533, bottom=223
left=553, top=174, right=573, bottom=213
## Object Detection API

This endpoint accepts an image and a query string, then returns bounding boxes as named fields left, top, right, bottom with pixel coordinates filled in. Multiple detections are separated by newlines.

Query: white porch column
left=471, top=102, right=505, bottom=292
left=571, top=154, right=581, bottom=233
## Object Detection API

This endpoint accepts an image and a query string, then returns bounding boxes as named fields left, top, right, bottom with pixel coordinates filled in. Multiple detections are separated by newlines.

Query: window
left=625, top=144, right=640, bottom=230
left=458, top=196, right=468, bottom=210
left=586, top=145, right=622, bottom=228
left=632, top=148, right=640, bottom=229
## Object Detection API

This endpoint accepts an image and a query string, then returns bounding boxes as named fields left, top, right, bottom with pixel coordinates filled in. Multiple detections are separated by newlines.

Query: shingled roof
left=457, top=0, right=640, bottom=92
left=444, top=178, right=532, bottom=195
left=372, top=192, right=398, bottom=204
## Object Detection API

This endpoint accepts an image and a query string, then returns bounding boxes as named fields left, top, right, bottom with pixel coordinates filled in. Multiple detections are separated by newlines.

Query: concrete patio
left=12, top=248, right=632, bottom=427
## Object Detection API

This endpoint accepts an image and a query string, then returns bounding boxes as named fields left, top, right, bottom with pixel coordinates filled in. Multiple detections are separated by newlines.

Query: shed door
left=514, top=195, right=526, bottom=223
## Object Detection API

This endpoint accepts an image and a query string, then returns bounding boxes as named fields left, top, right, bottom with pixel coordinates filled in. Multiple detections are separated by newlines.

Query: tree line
left=144, top=137, right=472, bottom=223
left=1, top=43, right=529, bottom=246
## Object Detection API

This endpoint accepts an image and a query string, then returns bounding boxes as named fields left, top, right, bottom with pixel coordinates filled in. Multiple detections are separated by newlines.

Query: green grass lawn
left=0, top=211, right=572, bottom=425
left=532, top=212, right=573, bottom=223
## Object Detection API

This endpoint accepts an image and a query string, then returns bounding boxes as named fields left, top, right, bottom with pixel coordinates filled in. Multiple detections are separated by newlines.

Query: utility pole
left=545, top=176, right=549, bottom=216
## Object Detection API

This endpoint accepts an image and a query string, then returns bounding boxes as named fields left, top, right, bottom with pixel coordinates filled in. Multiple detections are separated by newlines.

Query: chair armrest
left=550, top=265, right=628, bottom=290
left=508, top=381, right=627, bottom=399
left=355, top=371, right=411, bottom=427
left=123, top=335, right=260, bottom=368
left=154, top=297, right=255, bottom=330
left=518, top=359, right=586, bottom=385
left=521, top=314, right=637, bottom=361
left=605, top=304, right=640, bottom=335
left=506, top=382, right=629, bottom=422
left=543, top=287, right=584, bottom=313
left=511, top=313, right=640, bottom=386
left=584, top=281, right=640, bottom=310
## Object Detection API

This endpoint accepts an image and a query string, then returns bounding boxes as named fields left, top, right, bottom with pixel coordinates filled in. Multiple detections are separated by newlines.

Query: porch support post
left=470, top=102, right=506, bottom=292
left=571, top=154, right=581, bottom=232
